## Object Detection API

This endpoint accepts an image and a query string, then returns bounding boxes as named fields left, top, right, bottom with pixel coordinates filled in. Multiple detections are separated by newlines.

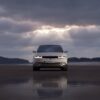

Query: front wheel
left=61, top=65, right=68, bottom=71
left=33, top=66, right=40, bottom=71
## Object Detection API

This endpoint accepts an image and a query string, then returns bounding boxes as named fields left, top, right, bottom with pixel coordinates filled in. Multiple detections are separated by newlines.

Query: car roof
left=39, top=44, right=61, bottom=46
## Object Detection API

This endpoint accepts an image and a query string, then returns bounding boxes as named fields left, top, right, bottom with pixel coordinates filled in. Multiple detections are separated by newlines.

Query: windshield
left=37, top=45, right=63, bottom=52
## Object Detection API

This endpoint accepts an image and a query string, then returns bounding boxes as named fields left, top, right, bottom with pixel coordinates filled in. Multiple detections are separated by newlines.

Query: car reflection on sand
left=32, top=72, right=67, bottom=98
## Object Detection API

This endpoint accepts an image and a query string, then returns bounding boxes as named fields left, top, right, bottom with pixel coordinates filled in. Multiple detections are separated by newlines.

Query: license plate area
left=43, top=59, right=54, bottom=63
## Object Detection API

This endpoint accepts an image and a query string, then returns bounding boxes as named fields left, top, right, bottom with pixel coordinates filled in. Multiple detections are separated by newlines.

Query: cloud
left=69, top=26, right=100, bottom=47
left=0, top=6, right=6, bottom=13
left=0, top=32, right=34, bottom=60
left=0, top=0, right=100, bottom=25
left=0, top=24, right=100, bottom=60
left=0, top=18, right=36, bottom=34
left=65, top=26, right=100, bottom=57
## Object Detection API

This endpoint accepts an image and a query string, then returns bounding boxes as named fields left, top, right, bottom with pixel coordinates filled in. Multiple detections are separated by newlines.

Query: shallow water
left=0, top=64, right=100, bottom=100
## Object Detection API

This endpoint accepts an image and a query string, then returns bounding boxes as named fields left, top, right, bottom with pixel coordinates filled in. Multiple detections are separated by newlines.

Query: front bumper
left=34, top=58, right=67, bottom=64
left=33, top=58, right=67, bottom=68
left=33, top=62, right=67, bottom=68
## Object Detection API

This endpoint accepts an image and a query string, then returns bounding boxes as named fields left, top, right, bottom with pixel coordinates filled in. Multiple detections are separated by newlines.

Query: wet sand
left=68, top=62, right=100, bottom=84
left=0, top=63, right=100, bottom=100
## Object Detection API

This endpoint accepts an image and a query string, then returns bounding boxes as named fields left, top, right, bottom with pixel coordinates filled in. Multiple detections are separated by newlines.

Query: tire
left=61, top=65, right=68, bottom=71
left=62, top=67, right=67, bottom=71
left=33, top=66, right=40, bottom=71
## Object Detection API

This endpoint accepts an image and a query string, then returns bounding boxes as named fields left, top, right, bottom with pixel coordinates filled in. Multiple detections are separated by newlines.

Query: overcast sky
left=0, top=0, right=100, bottom=61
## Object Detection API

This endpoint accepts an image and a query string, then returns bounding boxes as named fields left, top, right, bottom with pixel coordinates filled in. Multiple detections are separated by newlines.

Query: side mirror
left=33, top=50, right=36, bottom=53
left=64, top=51, right=68, bottom=53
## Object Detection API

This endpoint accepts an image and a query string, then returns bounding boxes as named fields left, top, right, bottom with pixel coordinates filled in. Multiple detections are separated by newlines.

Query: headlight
left=58, top=56, right=66, bottom=59
left=34, top=56, right=42, bottom=58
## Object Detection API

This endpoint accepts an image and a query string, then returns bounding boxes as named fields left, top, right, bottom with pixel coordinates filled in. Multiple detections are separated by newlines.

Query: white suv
left=33, top=45, right=68, bottom=71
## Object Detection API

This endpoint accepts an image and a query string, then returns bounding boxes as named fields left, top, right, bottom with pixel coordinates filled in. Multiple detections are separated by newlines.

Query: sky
left=0, top=0, right=100, bottom=61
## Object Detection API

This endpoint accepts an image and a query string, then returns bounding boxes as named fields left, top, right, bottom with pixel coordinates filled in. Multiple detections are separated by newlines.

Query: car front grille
left=42, top=56, right=58, bottom=58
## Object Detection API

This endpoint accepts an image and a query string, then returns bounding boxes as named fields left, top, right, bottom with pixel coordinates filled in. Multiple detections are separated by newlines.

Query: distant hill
left=0, top=56, right=30, bottom=64
left=0, top=56, right=100, bottom=64
left=68, top=57, right=100, bottom=62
